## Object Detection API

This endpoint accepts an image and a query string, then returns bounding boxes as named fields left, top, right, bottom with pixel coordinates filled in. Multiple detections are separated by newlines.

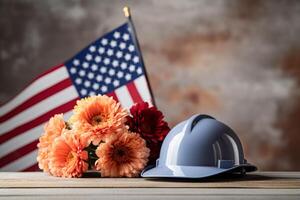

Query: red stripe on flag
left=0, top=64, right=65, bottom=107
left=0, top=140, right=38, bottom=168
left=107, top=91, right=119, bottom=102
left=127, top=81, right=143, bottom=103
left=22, top=163, right=40, bottom=172
left=0, top=79, right=72, bottom=122
left=0, top=98, right=78, bottom=144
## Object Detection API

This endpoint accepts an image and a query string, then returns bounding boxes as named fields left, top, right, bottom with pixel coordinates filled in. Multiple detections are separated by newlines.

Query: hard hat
left=141, top=114, right=257, bottom=179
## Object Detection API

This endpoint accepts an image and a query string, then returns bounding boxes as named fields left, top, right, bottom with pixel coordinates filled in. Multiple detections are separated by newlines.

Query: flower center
left=91, top=115, right=102, bottom=125
left=67, top=151, right=75, bottom=163
left=116, top=149, right=125, bottom=157
left=141, top=123, right=153, bottom=133
left=65, top=122, right=71, bottom=130
left=113, top=147, right=128, bottom=163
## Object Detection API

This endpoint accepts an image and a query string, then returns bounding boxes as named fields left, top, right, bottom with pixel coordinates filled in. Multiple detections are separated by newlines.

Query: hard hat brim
left=141, top=164, right=257, bottom=179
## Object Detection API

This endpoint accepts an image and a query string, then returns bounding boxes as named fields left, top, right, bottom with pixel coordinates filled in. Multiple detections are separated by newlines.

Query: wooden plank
left=0, top=171, right=300, bottom=189
left=1, top=188, right=300, bottom=200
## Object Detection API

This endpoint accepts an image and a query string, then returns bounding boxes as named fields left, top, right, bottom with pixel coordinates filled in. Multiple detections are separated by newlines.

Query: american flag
left=0, top=23, right=154, bottom=171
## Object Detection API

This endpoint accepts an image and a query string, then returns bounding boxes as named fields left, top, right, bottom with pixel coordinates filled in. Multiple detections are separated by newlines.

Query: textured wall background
left=1, top=0, right=300, bottom=170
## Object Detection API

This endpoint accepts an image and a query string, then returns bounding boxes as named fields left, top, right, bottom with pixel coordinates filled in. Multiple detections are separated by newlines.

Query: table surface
left=1, top=171, right=300, bottom=199
left=1, top=171, right=300, bottom=188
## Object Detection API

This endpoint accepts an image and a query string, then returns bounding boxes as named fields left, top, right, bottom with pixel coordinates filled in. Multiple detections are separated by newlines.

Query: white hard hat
left=141, top=114, right=257, bottom=179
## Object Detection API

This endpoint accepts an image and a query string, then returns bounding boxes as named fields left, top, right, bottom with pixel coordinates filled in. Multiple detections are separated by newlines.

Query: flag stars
left=69, top=25, right=144, bottom=96
left=112, top=60, right=119, bottom=67
left=89, top=46, right=96, bottom=52
left=91, top=64, right=98, bottom=71
left=103, top=58, right=110, bottom=65
left=113, top=31, right=120, bottom=39
left=107, top=49, right=114, bottom=56
left=89, top=91, right=96, bottom=96
left=117, top=71, right=124, bottom=78
left=95, top=56, right=101, bottom=63
left=98, top=47, right=105, bottom=54
left=100, top=66, right=107, bottom=73
left=110, top=40, right=117, bottom=47
left=123, top=33, right=129, bottom=41
left=79, top=70, right=86, bottom=77
left=101, top=38, right=108, bottom=45
left=119, top=42, right=126, bottom=49
left=80, top=89, right=87, bottom=96
left=84, top=80, right=91, bottom=87
left=108, top=69, right=115, bottom=76
left=101, top=85, right=108, bottom=92
left=75, top=78, right=82, bottom=84
left=82, top=62, right=89, bottom=69
left=133, top=56, right=139, bottom=63
left=73, top=59, right=80, bottom=66
left=88, top=72, right=94, bottom=79
left=129, top=65, right=135, bottom=72
left=85, top=54, right=92, bottom=61
left=125, top=73, right=132, bottom=81
left=125, top=53, right=131, bottom=61
left=105, top=77, right=112, bottom=84
left=116, top=51, right=123, bottom=58
left=120, top=62, right=127, bottom=69
left=70, top=67, right=76, bottom=74
left=93, top=83, right=99, bottom=90
left=96, top=74, right=103, bottom=82
left=128, top=45, right=135, bottom=52
left=137, top=67, right=143, bottom=74
left=113, top=80, right=120, bottom=87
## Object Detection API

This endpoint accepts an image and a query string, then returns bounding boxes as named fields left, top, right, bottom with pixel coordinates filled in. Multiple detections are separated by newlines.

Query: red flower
left=127, top=102, right=170, bottom=142
left=126, top=102, right=170, bottom=163
left=146, top=141, right=162, bottom=164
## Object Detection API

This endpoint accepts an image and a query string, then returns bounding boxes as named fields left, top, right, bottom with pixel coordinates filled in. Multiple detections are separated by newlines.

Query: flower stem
left=85, top=143, right=99, bottom=169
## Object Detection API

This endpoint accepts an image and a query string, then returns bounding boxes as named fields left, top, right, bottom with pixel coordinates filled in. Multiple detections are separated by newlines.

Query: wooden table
left=0, top=172, right=300, bottom=199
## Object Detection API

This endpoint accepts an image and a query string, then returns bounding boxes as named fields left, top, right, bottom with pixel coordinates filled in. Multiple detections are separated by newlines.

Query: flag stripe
left=134, top=75, right=152, bottom=104
left=0, top=63, right=63, bottom=108
left=0, top=98, right=78, bottom=144
left=0, top=140, right=38, bottom=168
left=127, top=81, right=143, bottom=103
left=0, top=150, right=38, bottom=172
left=0, top=86, right=78, bottom=134
left=63, top=110, right=74, bottom=120
left=22, top=163, right=39, bottom=172
left=115, top=86, right=134, bottom=109
left=0, top=124, right=43, bottom=158
left=0, top=110, right=73, bottom=160
left=0, top=66, right=68, bottom=116
left=0, top=78, right=72, bottom=123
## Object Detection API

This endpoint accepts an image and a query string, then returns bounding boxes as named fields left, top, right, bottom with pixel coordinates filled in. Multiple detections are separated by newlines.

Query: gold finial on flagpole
left=123, top=6, right=131, bottom=18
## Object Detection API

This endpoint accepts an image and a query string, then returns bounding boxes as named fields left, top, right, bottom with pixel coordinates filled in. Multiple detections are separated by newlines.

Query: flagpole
left=123, top=6, right=157, bottom=107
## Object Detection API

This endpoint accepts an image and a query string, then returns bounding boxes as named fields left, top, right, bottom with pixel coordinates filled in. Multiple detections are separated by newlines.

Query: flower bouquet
left=37, top=95, right=170, bottom=178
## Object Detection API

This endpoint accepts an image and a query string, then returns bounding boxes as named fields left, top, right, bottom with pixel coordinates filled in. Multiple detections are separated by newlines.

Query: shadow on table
left=143, top=173, right=285, bottom=182
left=81, top=171, right=298, bottom=182
left=82, top=172, right=102, bottom=178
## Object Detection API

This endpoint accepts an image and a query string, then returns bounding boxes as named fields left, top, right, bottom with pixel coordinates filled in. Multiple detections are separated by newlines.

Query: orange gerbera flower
left=48, top=131, right=89, bottom=178
left=37, top=114, right=66, bottom=173
left=70, top=95, right=128, bottom=144
left=95, top=131, right=150, bottom=177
